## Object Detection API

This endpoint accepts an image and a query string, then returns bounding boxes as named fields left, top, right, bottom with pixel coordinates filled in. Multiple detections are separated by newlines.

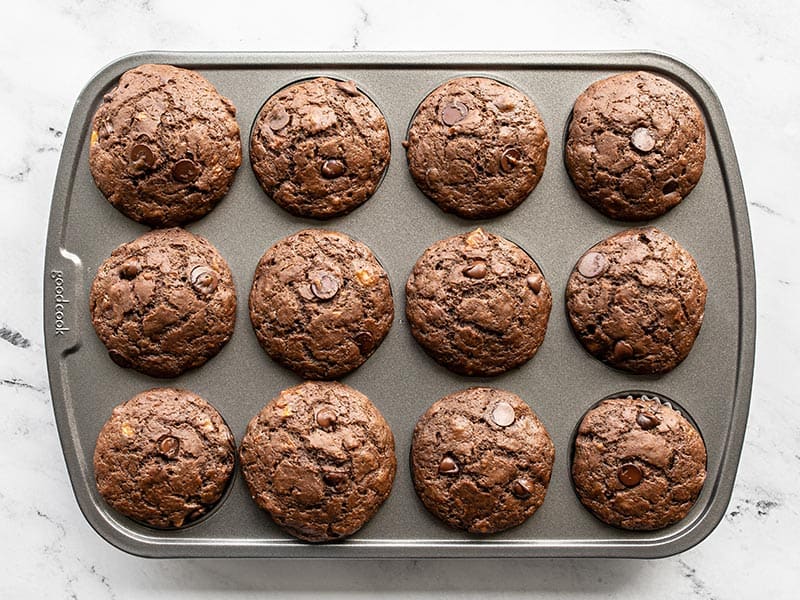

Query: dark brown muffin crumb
left=411, top=387, right=554, bottom=533
left=565, top=71, right=706, bottom=220
left=239, top=381, right=396, bottom=542
left=89, top=228, right=237, bottom=378
left=250, top=77, right=390, bottom=219
left=93, top=388, right=235, bottom=528
left=565, top=226, right=707, bottom=374
left=572, top=395, right=707, bottom=530
left=406, top=77, right=549, bottom=218
left=249, top=229, right=393, bottom=379
left=405, top=228, right=551, bottom=376
left=89, top=63, right=242, bottom=226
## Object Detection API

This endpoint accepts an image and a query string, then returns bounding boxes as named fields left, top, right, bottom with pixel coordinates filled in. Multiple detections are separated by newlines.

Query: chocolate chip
left=438, top=455, right=459, bottom=475
left=511, top=478, right=534, bottom=499
left=268, top=106, right=290, bottom=131
left=172, top=159, right=200, bottom=183
left=526, top=274, right=542, bottom=294
left=577, top=251, right=608, bottom=278
left=462, top=263, right=488, bottom=279
left=157, top=435, right=180, bottom=458
left=119, top=259, right=141, bottom=280
left=618, top=463, right=643, bottom=487
left=129, top=144, right=155, bottom=168
left=440, top=101, right=468, bottom=126
left=315, top=407, right=337, bottom=429
left=491, top=402, right=515, bottom=427
left=336, top=80, right=359, bottom=96
left=630, top=127, right=656, bottom=152
left=190, top=265, right=219, bottom=295
left=321, top=159, right=346, bottom=179
left=354, top=331, right=374, bottom=353
left=108, top=349, right=132, bottom=368
left=636, top=412, right=660, bottom=430
left=613, top=340, right=634, bottom=361
left=500, top=148, right=523, bottom=173
left=662, top=180, right=679, bottom=195
left=323, top=470, right=347, bottom=486
left=310, top=272, right=340, bottom=300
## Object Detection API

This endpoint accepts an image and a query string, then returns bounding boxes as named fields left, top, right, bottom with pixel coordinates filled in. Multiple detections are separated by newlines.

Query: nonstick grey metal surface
left=44, top=52, right=755, bottom=558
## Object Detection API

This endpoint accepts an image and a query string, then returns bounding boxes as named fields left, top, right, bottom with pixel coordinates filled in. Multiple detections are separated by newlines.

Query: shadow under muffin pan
left=44, top=51, right=754, bottom=558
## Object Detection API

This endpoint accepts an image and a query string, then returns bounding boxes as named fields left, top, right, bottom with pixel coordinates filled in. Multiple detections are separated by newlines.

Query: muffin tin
left=44, top=51, right=755, bottom=558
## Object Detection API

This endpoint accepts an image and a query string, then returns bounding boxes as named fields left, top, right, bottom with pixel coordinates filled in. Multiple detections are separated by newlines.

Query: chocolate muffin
left=249, top=229, right=393, bottom=380
left=250, top=77, right=390, bottom=219
left=93, top=388, right=235, bottom=529
left=90, top=228, right=237, bottom=378
left=239, top=381, right=396, bottom=542
left=405, top=228, right=551, bottom=376
left=565, top=227, right=707, bottom=374
left=565, top=71, right=706, bottom=220
left=89, top=63, right=242, bottom=226
left=405, top=77, right=549, bottom=218
left=571, top=395, right=707, bottom=530
left=411, top=387, right=554, bottom=533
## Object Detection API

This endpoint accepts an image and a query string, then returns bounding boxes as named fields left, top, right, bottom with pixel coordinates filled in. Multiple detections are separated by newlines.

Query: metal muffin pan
left=44, top=51, right=755, bottom=558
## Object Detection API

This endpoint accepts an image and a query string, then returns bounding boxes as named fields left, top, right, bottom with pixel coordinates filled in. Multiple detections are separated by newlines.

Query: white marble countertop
left=2, top=0, right=798, bottom=597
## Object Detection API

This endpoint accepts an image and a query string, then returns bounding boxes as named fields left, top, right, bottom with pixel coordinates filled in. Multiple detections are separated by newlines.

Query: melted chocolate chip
left=491, top=402, right=516, bottom=427
left=157, top=435, right=180, bottom=458
left=119, top=260, right=141, bottom=280
left=618, top=463, right=643, bottom=487
left=172, top=159, right=200, bottom=183
left=190, top=266, right=219, bottom=295
left=577, top=252, right=608, bottom=278
left=354, top=331, right=374, bottom=353
left=323, top=470, right=348, bottom=486
left=662, top=180, right=679, bottom=195
left=613, top=340, right=634, bottom=361
left=129, top=144, right=155, bottom=169
left=321, top=159, right=346, bottom=179
left=315, top=407, right=337, bottom=429
left=268, top=106, right=290, bottom=131
left=636, top=412, right=660, bottom=430
left=438, top=455, right=459, bottom=475
left=630, top=127, right=656, bottom=152
left=462, top=263, right=488, bottom=279
left=511, top=478, right=534, bottom=498
left=500, top=147, right=523, bottom=173
left=440, top=101, right=468, bottom=126
left=310, top=272, right=340, bottom=300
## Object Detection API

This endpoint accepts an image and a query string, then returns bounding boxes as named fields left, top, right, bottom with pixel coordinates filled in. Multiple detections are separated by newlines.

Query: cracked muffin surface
left=405, top=228, right=551, bottom=376
left=93, top=388, right=235, bottom=529
left=89, top=63, right=242, bottom=226
left=571, top=395, right=707, bottom=530
left=405, top=77, right=549, bottom=219
left=89, top=228, right=237, bottom=378
left=249, top=229, right=393, bottom=380
left=239, top=381, right=396, bottom=542
left=565, top=227, right=707, bottom=374
left=411, top=387, right=554, bottom=533
left=565, top=70, right=706, bottom=220
left=250, top=77, right=390, bottom=219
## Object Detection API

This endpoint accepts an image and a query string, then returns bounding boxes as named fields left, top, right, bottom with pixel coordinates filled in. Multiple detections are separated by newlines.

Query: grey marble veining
left=1, top=0, right=798, bottom=597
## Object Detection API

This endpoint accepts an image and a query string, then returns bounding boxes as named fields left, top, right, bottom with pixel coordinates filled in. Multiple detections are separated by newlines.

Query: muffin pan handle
left=44, top=247, right=83, bottom=357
